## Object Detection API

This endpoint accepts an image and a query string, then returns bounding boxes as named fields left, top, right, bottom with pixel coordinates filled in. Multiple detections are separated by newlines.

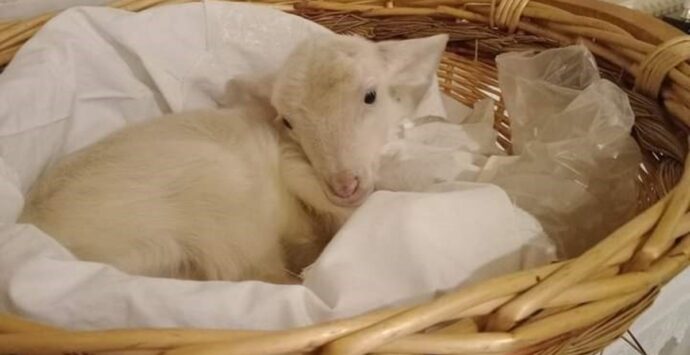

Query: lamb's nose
left=330, top=171, right=360, bottom=198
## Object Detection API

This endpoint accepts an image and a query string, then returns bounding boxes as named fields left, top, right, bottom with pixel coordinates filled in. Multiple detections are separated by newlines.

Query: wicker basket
left=1, top=0, right=690, bottom=354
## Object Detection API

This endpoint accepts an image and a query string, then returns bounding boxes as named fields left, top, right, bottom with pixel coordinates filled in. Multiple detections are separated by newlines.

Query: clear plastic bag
left=478, top=45, right=642, bottom=257
left=375, top=45, right=641, bottom=257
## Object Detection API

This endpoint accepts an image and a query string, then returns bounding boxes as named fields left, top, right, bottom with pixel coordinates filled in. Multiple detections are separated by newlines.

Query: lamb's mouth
left=322, top=182, right=373, bottom=207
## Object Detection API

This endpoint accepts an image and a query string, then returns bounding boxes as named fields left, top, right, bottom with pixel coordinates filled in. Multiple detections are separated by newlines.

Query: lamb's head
left=271, top=33, right=448, bottom=207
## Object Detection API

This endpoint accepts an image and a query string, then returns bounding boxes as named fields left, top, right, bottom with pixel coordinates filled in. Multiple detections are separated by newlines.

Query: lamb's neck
left=277, top=141, right=353, bottom=273
left=278, top=140, right=353, bottom=230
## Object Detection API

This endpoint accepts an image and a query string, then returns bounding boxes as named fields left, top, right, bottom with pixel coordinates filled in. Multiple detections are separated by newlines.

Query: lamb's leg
left=248, top=242, right=303, bottom=284
left=179, top=227, right=299, bottom=284
left=64, top=232, right=193, bottom=280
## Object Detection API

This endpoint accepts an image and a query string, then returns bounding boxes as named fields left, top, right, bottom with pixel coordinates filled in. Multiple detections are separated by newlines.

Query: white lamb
left=19, top=33, right=448, bottom=283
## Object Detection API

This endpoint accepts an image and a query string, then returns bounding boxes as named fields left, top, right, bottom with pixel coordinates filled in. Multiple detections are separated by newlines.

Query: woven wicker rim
left=0, top=1, right=689, bottom=355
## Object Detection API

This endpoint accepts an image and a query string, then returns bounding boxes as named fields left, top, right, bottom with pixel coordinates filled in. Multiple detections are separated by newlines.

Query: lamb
left=18, top=33, right=448, bottom=283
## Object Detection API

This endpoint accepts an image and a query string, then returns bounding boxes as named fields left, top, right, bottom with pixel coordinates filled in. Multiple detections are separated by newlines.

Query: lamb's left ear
left=377, top=34, right=448, bottom=108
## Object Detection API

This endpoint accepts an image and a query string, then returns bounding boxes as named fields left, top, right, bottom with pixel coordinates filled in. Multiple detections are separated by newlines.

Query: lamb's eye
left=282, top=117, right=293, bottom=130
left=364, top=90, right=376, bottom=105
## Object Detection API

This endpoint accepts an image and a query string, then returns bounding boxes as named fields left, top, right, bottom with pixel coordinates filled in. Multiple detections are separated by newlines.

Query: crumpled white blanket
left=0, top=2, right=557, bottom=330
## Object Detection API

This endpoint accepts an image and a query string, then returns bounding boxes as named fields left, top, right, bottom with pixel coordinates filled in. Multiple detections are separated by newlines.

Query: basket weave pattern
left=1, top=1, right=690, bottom=354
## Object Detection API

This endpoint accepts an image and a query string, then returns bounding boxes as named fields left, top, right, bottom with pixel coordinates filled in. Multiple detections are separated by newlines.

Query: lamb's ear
left=377, top=34, right=448, bottom=109
left=221, top=73, right=275, bottom=108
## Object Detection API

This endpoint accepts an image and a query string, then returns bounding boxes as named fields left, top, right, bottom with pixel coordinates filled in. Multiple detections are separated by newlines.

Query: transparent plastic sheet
left=480, top=45, right=643, bottom=257
left=378, top=45, right=642, bottom=258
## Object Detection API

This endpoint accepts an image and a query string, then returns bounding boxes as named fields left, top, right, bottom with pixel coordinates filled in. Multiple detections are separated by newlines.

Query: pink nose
left=330, top=171, right=360, bottom=198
